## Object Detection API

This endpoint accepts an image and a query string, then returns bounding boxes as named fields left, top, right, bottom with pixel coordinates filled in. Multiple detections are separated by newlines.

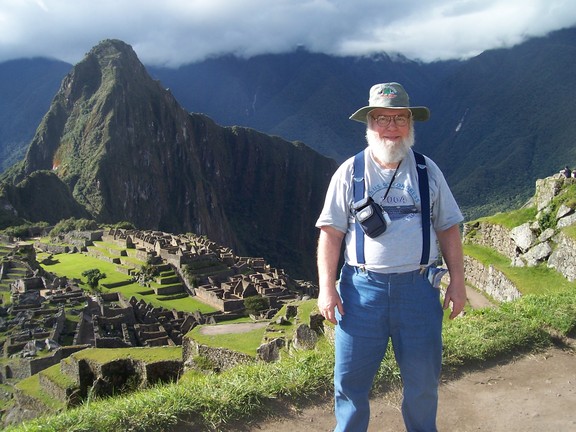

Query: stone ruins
left=0, top=228, right=319, bottom=415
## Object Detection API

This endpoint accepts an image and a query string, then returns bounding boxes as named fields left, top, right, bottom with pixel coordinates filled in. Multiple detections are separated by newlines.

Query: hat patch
left=380, top=86, right=398, bottom=99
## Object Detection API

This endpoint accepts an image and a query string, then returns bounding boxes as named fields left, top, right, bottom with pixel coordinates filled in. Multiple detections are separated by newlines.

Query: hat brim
left=349, top=106, right=430, bottom=123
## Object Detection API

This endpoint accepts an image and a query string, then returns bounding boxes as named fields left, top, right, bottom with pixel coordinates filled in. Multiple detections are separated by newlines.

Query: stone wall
left=548, top=232, right=576, bottom=281
left=464, top=256, right=522, bottom=302
left=182, top=337, right=253, bottom=371
left=464, top=222, right=516, bottom=260
left=463, top=175, right=576, bottom=301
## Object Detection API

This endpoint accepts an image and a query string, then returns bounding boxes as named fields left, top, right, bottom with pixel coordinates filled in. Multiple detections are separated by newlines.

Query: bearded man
left=315, top=82, right=466, bottom=432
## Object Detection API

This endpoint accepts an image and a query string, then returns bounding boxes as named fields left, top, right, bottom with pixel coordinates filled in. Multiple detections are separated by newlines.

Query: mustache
left=365, top=127, right=415, bottom=164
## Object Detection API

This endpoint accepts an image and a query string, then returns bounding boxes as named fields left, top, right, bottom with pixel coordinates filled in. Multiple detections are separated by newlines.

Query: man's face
left=366, top=108, right=414, bottom=164
left=368, top=108, right=411, bottom=140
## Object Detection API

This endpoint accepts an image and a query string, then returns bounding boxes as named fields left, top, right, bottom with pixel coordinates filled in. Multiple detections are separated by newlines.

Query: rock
left=557, top=212, right=576, bottom=229
left=464, top=256, right=521, bottom=302
left=556, top=204, right=573, bottom=220
left=45, top=339, right=60, bottom=351
left=548, top=232, right=576, bottom=281
left=257, top=338, right=285, bottom=362
left=21, top=340, right=44, bottom=358
left=521, top=242, right=552, bottom=267
left=510, top=223, right=536, bottom=253
left=309, top=313, right=325, bottom=334
left=293, top=324, right=318, bottom=350
left=276, top=316, right=289, bottom=325
left=538, top=228, right=555, bottom=242
left=535, top=177, right=565, bottom=211
left=285, top=305, right=298, bottom=319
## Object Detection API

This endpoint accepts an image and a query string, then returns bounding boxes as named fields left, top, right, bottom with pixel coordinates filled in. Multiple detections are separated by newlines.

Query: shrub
left=82, top=268, right=107, bottom=291
left=50, top=217, right=98, bottom=236
left=244, top=295, right=269, bottom=316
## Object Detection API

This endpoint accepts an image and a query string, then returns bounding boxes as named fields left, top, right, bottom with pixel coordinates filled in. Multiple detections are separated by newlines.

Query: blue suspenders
left=353, top=149, right=430, bottom=267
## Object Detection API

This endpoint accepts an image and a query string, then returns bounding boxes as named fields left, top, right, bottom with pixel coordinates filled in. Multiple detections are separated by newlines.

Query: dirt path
left=198, top=322, right=269, bottom=335
left=235, top=342, right=576, bottom=432
left=207, top=289, right=575, bottom=431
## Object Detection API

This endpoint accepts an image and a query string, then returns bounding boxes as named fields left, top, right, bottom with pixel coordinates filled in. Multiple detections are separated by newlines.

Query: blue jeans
left=334, top=264, right=443, bottom=432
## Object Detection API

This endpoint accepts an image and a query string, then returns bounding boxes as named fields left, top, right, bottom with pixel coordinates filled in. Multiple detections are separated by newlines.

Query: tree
left=243, top=295, right=269, bottom=316
left=82, top=268, right=107, bottom=291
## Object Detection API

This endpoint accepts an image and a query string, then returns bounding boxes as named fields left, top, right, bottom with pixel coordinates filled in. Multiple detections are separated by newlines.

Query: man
left=316, top=82, right=466, bottom=432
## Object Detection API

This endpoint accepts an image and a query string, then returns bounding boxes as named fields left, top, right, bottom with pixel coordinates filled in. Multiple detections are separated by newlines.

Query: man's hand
left=317, top=287, right=344, bottom=324
left=317, top=226, right=346, bottom=324
left=436, top=224, right=466, bottom=319
left=443, top=281, right=466, bottom=319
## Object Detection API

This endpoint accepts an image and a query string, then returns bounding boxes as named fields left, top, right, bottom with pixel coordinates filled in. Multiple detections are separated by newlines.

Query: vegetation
left=463, top=244, right=573, bottom=296
left=4, top=180, right=576, bottom=431
left=37, top=247, right=218, bottom=314
left=81, top=268, right=107, bottom=290
left=5, top=285, right=576, bottom=432
left=243, top=295, right=269, bottom=316
left=537, top=183, right=576, bottom=231
left=189, top=325, right=268, bottom=358
left=477, top=206, right=536, bottom=229
left=50, top=217, right=99, bottom=236
left=0, top=221, right=50, bottom=238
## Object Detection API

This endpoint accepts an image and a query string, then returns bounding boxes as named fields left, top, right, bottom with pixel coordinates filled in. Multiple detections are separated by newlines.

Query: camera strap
left=353, top=149, right=430, bottom=266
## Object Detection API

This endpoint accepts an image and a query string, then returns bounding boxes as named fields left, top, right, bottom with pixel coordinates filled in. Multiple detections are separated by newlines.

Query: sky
left=1, top=0, right=575, bottom=68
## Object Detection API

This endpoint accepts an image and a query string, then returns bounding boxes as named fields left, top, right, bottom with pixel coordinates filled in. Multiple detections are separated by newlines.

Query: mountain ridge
left=1, top=40, right=336, bottom=280
left=4, top=28, right=575, bottom=219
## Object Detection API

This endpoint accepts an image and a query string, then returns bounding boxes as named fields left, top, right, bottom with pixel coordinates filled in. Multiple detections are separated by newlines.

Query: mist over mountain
left=146, top=27, right=576, bottom=219
left=0, top=26, right=575, bottom=246
left=0, top=40, right=335, bottom=280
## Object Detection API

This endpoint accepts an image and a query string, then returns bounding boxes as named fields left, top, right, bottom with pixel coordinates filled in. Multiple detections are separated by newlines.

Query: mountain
left=0, top=58, right=71, bottom=172
left=423, top=28, right=576, bottom=219
left=147, top=49, right=454, bottom=163
left=147, top=27, right=576, bottom=219
left=1, top=40, right=336, bottom=280
left=2, top=27, right=576, bottom=222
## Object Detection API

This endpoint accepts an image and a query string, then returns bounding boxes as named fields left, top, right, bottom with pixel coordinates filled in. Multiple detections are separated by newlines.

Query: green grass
left=7, top=282, right=576, bottom=432
left=109, top=282, right=217, bottom=314
left=6, top=205, right=576, bottom=432
left=38, top=252, right=131, bottom=287
left=15, top=373, right=65, bottom=412
left=189, top=325, right=267, bottom=357
left=39, top=362, right=77, bottom=390
left=464, top=243, right=575, bottom=295
left=565, top=223, right=576, bottom=240
left=37, top=250, right=218, bottom=314
left=477, top=206, right=537, bottom=229
left=65, top=346, right=182, bottom=363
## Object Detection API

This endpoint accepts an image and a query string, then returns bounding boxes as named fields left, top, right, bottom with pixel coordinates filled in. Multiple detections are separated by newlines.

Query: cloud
left=0, top=0, right=575, bottom=67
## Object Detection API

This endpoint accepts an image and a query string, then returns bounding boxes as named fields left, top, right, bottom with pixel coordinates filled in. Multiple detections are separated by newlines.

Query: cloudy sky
left=1, top=0, right=575, bottom=67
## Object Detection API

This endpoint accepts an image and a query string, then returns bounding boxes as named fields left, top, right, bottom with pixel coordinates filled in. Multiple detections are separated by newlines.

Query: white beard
left=366, top=125, right=415, bottom=164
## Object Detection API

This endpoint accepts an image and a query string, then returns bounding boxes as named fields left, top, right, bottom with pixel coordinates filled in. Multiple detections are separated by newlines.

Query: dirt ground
left=229, top=339, right=575, bottom=432
left=200, top=290, right=576, bottom=432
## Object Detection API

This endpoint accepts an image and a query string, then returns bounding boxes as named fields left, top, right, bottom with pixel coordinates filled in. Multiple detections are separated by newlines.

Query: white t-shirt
left=316, top=149, right=463, bottom=273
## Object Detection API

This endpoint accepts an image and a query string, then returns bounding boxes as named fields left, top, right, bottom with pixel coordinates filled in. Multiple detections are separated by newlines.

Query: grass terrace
left=5, top=282, right=576, bottom=432
left=37, top=249, right=218, bottom=314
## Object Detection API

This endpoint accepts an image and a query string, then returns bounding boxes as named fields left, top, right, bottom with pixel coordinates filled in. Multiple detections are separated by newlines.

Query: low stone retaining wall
left=548, top=232, right=576, bottom=281
left=464, top=256, right=521, bottom=303
left=464, top=222, right=516, bottom=260
left=182, top=337, right=253, bottom=371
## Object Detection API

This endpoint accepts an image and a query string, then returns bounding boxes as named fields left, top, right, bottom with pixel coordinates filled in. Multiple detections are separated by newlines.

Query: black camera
left=353, top=196, right=389, bottom=238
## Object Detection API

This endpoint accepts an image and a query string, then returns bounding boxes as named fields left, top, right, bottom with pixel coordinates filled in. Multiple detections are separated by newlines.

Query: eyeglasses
left=371, top=114, right=411, bottom=128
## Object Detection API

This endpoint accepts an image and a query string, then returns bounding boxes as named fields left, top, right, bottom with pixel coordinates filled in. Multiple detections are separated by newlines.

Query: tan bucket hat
left=349, top=82, right=430, bottom=123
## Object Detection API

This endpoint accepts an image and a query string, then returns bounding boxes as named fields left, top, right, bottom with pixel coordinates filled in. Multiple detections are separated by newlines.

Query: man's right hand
left=317, top=226, right=346, bottom=324
left=317, top=286, right=344, bottom=324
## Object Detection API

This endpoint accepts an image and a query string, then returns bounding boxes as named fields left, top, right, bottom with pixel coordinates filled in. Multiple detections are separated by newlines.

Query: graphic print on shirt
left=368, top=177, right=420, bottom=222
